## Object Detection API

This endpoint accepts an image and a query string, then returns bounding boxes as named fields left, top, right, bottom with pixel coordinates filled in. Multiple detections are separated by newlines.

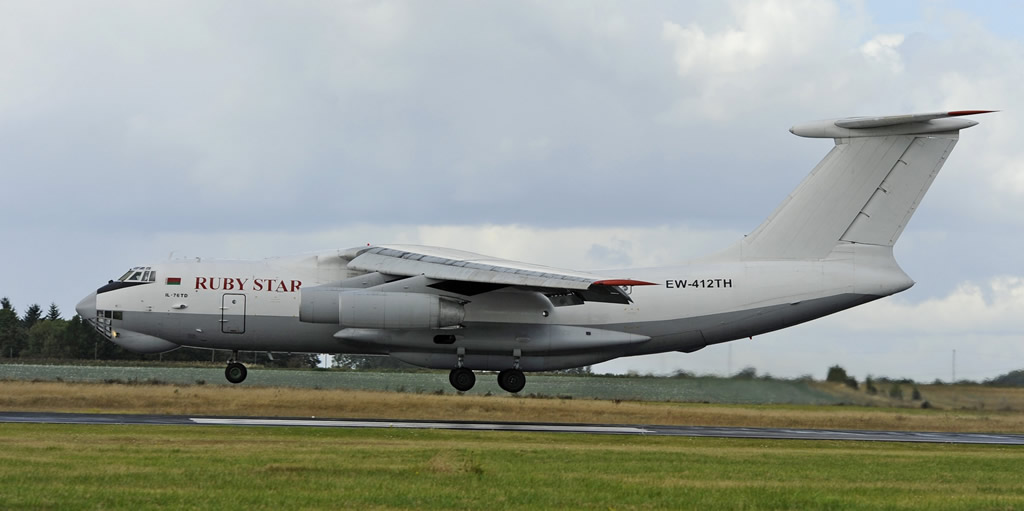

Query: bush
left=826, top=365, right=848, bottom=383
left=844, top=376, right=858, bottom=390
left=865, top=377, right=878, bottom=395
left=911, top=387, right=922, bottom=400
left=889, top=384, right=904, bottom=400
left=733, top=367, right=757, bottom=380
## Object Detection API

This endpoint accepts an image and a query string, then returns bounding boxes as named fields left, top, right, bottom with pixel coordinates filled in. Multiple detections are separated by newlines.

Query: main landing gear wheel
left=225, top=362, right=247, bottom=384
left=497, top=368, right=526, bottom=393
left=448, top=368, right=476, bottom=392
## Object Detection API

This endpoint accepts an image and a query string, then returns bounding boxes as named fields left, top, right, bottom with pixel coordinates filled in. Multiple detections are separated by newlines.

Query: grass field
left=0, top=363, right=841, bottom=404
left=1, top=424, right=1022, bottom=510
left=4, top=376, right=1024, bottom=509
left=6, top=380, right=1024, bottom=433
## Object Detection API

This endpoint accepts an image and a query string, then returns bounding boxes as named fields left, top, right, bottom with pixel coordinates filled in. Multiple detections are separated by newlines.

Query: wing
left=345, top=244, right=654, bottom=305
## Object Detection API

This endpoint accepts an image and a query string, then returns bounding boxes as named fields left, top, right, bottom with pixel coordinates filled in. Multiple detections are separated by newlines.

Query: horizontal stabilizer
left=791, top=110, right=994, bottom=138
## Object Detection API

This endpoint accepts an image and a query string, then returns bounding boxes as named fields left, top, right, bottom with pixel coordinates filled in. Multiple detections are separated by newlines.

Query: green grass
left=1, top=424, right=1022, bottom=510
left=0, top=364, right=840, bottom=404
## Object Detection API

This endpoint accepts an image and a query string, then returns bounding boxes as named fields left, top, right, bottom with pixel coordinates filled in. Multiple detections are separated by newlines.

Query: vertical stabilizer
left=739, top=111, right=991, bottom=260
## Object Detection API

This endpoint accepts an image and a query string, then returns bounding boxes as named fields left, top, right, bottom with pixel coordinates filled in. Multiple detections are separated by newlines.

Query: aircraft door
left=221, top=293, right=246, bottom=334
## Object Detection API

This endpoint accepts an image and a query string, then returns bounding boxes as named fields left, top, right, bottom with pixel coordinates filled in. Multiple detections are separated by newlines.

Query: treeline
left=825, top=364, right=1024, bottom=389
left=0, top=297, right=317, bottom=367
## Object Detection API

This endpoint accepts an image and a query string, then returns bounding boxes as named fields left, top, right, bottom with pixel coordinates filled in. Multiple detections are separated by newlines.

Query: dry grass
left=813, top=381, right=1024, bottom=411
left=5, top=380, right=1024, bottom=433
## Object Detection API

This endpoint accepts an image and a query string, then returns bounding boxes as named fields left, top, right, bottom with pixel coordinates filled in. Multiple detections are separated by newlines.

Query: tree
left=826, top=365, right=849, bottom=383
left=986, top=369, right=1024, bottom=387
left=24, top=320, right=70, bottom=359
left=733, top=367, right=758, bottom=379
left=22, top=304, right=42, bottom=330
left=46, top=303, right=61, bottom=321
left=64, top=315, right=110, bottom=360
left=1, top=297, right=13, bottom=313
left=0, top=306, right=23, bottom=358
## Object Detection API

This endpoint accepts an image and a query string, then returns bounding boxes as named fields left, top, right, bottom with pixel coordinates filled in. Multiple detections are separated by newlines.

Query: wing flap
left=347, top=244, right=652, bottom=304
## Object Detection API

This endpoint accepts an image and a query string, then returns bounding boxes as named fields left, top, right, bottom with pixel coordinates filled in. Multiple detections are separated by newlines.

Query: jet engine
left=299, top=289, right=465, bottom=329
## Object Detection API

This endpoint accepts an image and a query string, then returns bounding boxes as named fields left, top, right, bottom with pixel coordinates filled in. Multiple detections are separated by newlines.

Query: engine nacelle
left=299, top=289, right=465, bottom=329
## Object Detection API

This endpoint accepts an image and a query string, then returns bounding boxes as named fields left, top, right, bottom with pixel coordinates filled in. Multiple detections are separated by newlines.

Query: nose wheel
left=225, top=359, right=247, bottom=384
left=497, top=368, right=526, bottom=393
left=448, top=368, right=476, bottom=391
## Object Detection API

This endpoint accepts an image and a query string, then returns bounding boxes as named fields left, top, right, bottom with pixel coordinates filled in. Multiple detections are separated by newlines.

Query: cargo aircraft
left=77, top=110, right=991, bottom=393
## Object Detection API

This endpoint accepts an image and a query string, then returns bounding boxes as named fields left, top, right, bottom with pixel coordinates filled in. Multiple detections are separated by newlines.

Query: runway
left=3, top=411, right=1024, bottom=445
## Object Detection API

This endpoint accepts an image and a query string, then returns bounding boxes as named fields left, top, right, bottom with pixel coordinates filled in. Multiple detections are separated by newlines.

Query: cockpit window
left=117, top=267, right=156, bottom=282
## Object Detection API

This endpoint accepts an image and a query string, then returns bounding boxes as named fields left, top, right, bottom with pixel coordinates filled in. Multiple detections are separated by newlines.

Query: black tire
left=497, top=368, right=525, bottom=393
left=449, top=368, right=476, bottom=392
left=225, top=362, right=247, bottom=384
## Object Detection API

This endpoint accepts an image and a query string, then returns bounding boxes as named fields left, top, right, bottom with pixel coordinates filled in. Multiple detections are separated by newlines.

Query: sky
left=1, top=0, right=1022, bottom=382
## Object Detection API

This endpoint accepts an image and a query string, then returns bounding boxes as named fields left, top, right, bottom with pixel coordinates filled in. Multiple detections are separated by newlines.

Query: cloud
left=836, top=276, right=1024, bottom=335
left=860, top=34, right=906, bottom=72
left=3, top=1, right=1024, bottom=381
left=661, top=0, right=842, bottom=76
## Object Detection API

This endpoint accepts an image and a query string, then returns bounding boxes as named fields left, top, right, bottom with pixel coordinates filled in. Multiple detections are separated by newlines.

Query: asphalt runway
left=3, top=411, right=1024, bottom=445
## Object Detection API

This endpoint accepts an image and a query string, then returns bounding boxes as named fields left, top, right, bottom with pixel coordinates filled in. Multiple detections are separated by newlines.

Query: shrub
left=889, top=384, right=904, bottom=400
left=826, top=365, right=848, bottom=383
left=734, top=367, right=757, bottom=380
left=865, top=377, right=878, bottom=395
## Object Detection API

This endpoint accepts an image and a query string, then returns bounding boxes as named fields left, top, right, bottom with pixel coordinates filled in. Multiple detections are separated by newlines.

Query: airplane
left=76, top=110, right=992, bottom=393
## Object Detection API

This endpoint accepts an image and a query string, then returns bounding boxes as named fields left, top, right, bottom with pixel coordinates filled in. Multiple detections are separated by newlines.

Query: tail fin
left=739, top=110, right=993, bottom=260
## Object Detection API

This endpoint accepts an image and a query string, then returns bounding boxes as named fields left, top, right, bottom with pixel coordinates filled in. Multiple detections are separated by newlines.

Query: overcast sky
left=2, top=0, right=1021, bottom=382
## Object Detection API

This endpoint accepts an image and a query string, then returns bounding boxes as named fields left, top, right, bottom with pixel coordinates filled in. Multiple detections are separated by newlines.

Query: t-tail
left=737, top=110, right=994, bottom=261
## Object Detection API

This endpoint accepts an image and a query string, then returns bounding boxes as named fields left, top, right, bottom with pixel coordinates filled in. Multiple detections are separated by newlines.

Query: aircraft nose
left=76, top=292, right=97, bottom=320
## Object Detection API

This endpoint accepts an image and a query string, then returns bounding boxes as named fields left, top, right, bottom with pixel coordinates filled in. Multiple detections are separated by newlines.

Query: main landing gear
left=446, top=367, right=527, bottom=393
left=225, top=350, right=247, bottom=384
left=446, top=348, right=527, bottom=393
left=449, top=367, right=475, bottom=391
left=497, top=369, right=526, bottom=393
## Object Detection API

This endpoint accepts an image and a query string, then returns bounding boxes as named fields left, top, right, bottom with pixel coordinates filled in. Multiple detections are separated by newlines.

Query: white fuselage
left=86, top=242, right=911, bottom=371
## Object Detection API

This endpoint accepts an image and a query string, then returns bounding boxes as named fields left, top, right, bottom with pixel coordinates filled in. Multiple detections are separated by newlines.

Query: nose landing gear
left=224, top=350, right=247, bottom=384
